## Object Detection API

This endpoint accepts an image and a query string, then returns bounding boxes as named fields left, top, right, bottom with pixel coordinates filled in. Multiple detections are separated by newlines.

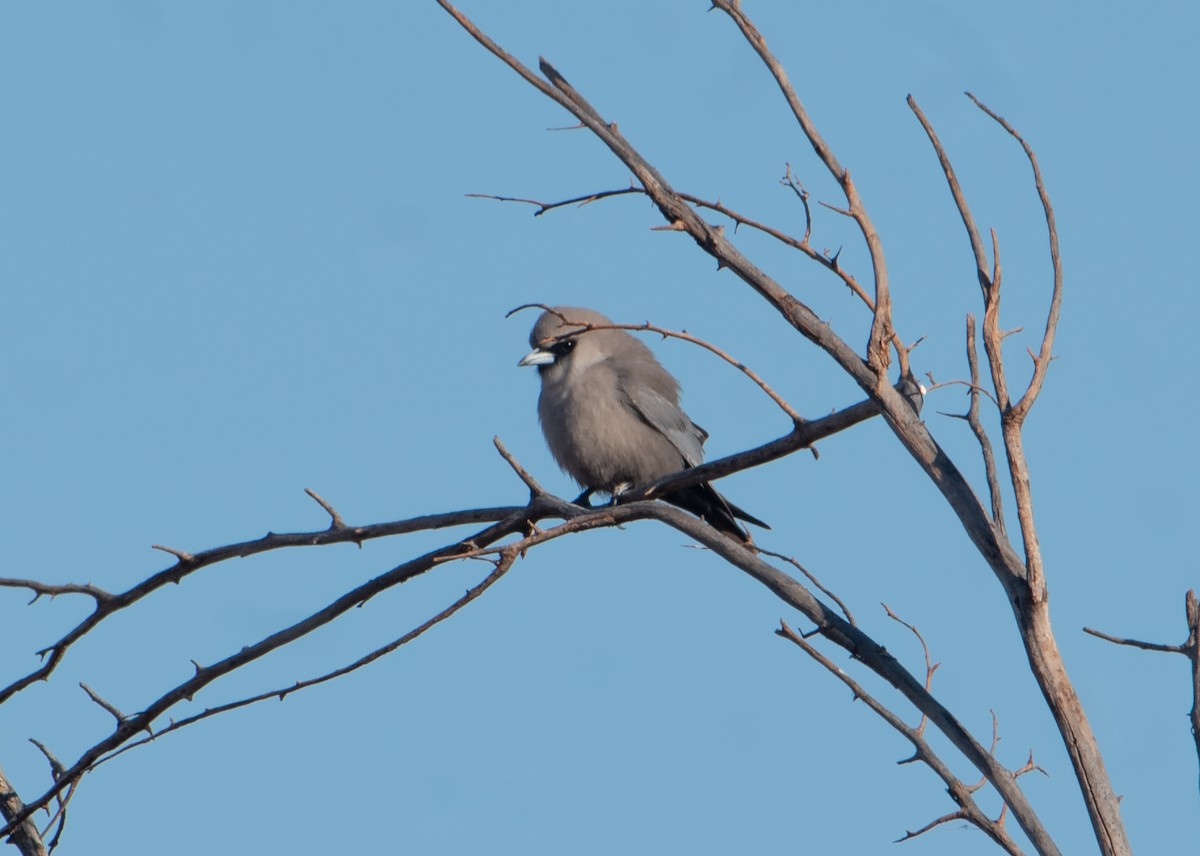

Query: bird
left=517, top=305, right=768, bottom=543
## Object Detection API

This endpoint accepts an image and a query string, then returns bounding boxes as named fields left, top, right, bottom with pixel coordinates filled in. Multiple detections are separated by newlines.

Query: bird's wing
left=621, top=383, right=707, bottom=467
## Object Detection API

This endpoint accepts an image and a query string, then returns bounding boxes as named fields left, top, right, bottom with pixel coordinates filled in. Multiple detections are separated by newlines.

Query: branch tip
left=304, top=488, right=347, bottom=530
left=151, top=544, right=194, bottom=563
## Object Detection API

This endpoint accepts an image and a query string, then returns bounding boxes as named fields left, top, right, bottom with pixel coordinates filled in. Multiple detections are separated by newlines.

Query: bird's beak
left=517, top=348, right=555, bottom=368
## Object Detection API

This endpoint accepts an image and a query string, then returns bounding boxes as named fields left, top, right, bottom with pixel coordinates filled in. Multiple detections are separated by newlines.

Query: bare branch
left=1188, top=590, right=1200, bottom=789
left=493, top=436, right=547, bottom=496
left=94, top=550, right=517, bottom=770
left=923, top=376, right=1000, bottom=408
left=2, top=490, right=1052, bottom=849
left=902, top=92, right=1132, bottom=849
left=1014, top=749, right=1049, bottom=780
left=777, top=621, right=1026, bottom=855
left=646, top=506, right=1057, bottom=854
left=881, top=602, right=940, bottom=735
left=712, top=0, right=899, bottom=380
left=907, top=96, right=993, bottom=299
left=757, top=548, right=855, bottom=625
left=908, top=95, right=1012, bottom=416
left=0, top=503, right=526, bottom=707
left=27, top=741, right=65, bottom=783
left=79, top=684, right=126, bottom=725
left=895, top=810, right=972, bottom=845
left=1, top=382, right=898, bottom=723
left=623, top=383, right=921, bottom=504
left=967, top=92, right=1063, bottom=424
left=780, top=163, right=812, bottom=242
left=304, top=488, right=348, bottom=531
left=0, top=505, right=559, bottom=837
left=0, top=578, right=112, bottom=606
left=965, top=313, right=1007, bottom=531
left=150, top=544, right=195, bottom=563
left=1082, top=627, right=1183, bottom=654
left=478, top=182, right=886, bottom=321
left=466, top=185, right=641, bottom=215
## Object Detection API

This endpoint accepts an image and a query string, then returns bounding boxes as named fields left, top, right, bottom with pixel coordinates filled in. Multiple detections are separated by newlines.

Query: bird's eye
left=550, top=339, right=576, bottom=357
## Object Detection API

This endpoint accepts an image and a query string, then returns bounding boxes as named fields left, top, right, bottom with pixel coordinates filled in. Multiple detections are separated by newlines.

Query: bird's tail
left=664, top=482, right=769, bottom=544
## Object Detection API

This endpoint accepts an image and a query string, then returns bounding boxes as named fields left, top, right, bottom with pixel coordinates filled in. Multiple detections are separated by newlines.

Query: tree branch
left=476, top=183, right=884, bottom=326
left=93, top=548, right=518, bottom=772
left=916, top=88, right=1128, bottom=852
left=710, top=0, right=899, bottom=380
left=775, top=621, right=1026, bottom=855
left=0, top=503, right=525, bottom=706
left=966, top=92, right=1063, bottom=425
left=0, top=763, right=46, bottom=856
left=965, top=313, right=1007, bottom=531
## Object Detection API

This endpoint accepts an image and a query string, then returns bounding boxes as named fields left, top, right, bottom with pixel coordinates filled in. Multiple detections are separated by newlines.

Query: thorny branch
left=475, top=181, right=890, bottom=335
left=0, top=385, right=903, bottom=714
left=0, top=504, right=526, bottom=708
left=775, top=621, right=1024, bottom=855
left=4, top=481, right=1011, bottom=845
left=0, top=387, right=920, bottom=841
left=95, top=548, right=519, bottom=773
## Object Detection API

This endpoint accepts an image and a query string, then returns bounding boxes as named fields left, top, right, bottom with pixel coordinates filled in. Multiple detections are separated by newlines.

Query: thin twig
left=466, top=186, right=642, bottom=215
left=1082, top=627, right=1183, bottom=654
left=476, top=183, right=884, bottom=315
left=923, top=377, right=1000, bottom=407
left=510, top=303, right=805, bottom=423
left=493, top=436, right=547, bottom=496
left=79, top=684, right=126, bottom=724
left=966, top=314, right=1007, bottom=531
left=882, top=602, right=940, bottom=735
left=757, top=548, right=855, bottom=625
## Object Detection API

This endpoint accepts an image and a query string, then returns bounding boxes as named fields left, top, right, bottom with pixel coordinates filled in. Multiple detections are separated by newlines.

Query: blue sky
left=1, top=2, right=1197, bottom=854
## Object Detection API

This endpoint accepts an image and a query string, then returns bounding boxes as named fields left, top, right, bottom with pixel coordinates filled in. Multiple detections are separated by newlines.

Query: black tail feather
left=663, top=482, right=768, bottom=544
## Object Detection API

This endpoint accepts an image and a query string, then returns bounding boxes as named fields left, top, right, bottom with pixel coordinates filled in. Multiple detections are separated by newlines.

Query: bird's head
left=517, top=306, right=614, bottom=381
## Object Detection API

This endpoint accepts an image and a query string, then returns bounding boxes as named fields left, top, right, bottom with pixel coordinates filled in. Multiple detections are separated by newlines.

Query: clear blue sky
left=2, top=2, right=1196, bottom=854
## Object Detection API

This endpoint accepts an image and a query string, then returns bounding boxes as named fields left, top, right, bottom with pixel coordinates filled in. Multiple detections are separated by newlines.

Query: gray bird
left=517, top=306, right=768, bottom=542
